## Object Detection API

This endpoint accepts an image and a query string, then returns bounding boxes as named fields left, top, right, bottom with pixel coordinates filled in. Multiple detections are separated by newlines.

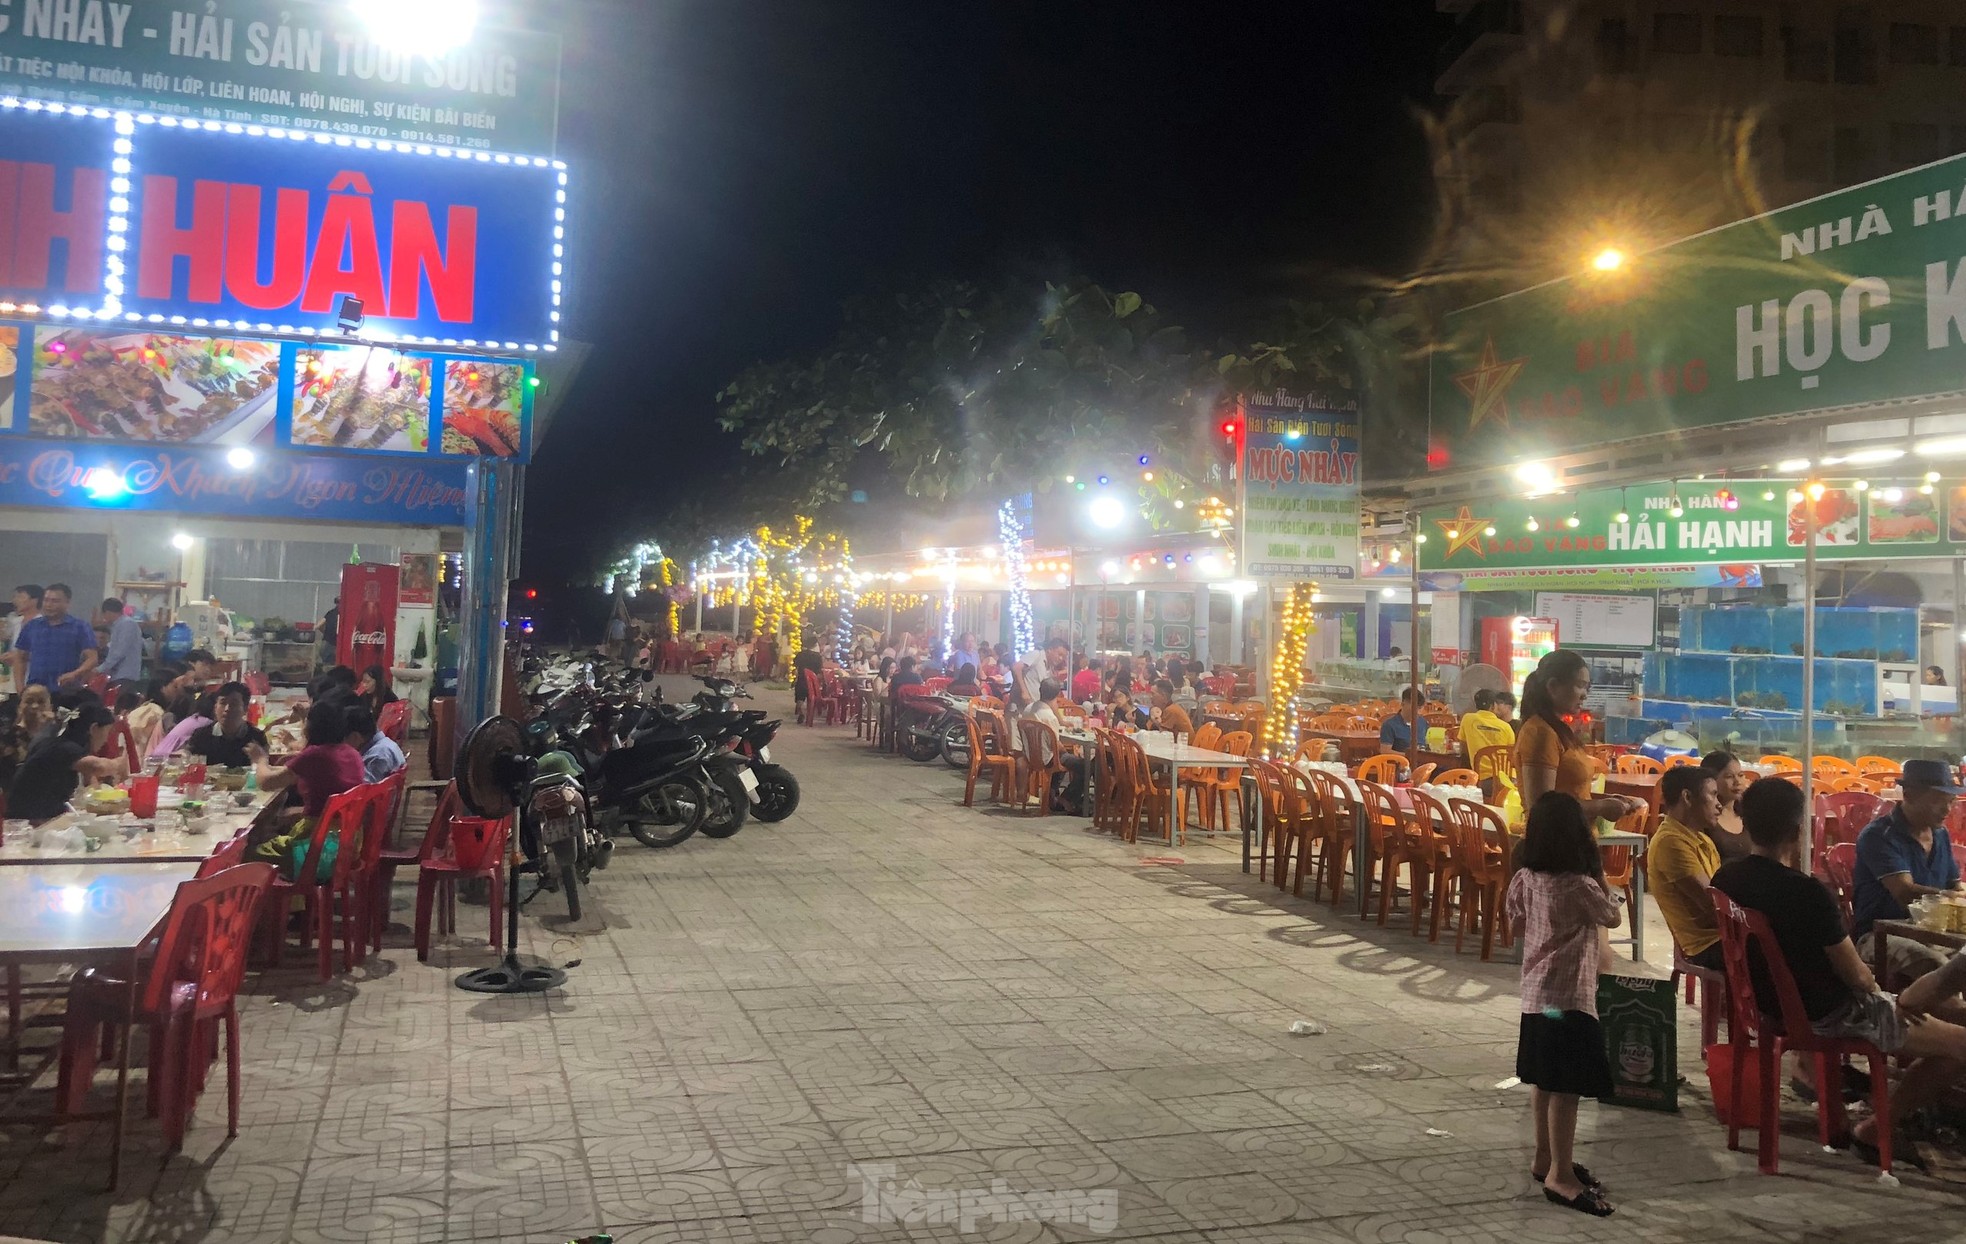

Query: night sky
left=527, top=1, right=1443, bottom=576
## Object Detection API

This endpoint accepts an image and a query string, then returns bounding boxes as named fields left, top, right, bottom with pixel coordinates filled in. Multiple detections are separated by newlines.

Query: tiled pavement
left=3, top=683, right=1963, bottom=1242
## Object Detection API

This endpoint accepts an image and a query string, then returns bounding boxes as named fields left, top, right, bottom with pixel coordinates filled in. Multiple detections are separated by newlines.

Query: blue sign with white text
left=0, top=436, right=469, bottom=525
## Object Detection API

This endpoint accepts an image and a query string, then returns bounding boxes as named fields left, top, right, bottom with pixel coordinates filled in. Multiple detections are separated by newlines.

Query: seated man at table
left=1715, top=778, right=1966, bottom=1156
left=1459, top=689, right=1516, bottom=788
left=1649, top=765, right=1726, bottom=970
left=1025, top=679, right=1088, bottom=813
left=186, top=681, right=267, bottom=770
left=1852, top=758, right=1965, bottom=986
left=1147, top=681, right=1193, bottom=737
left=344, top=703, right=405, bottom=782
left=1379, top=687, right=1420, bottom=752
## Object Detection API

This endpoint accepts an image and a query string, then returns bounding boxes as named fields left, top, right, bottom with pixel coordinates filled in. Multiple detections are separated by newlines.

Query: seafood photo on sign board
left=440, top=360, right=525, bottom=457
left=29, top=331, right=279, bottom=443
left=291, top=346, right=432, bottom=453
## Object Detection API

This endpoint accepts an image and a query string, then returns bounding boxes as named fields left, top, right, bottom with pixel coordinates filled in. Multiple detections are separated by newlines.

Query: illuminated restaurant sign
left=0, top=100, right=565, bottom=348
left=0, top=434, right=470, bottom=523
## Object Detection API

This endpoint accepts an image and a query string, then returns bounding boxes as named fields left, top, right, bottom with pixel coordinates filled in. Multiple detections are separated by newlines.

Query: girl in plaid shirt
left=1505, top=791, right=1624, bottom=1217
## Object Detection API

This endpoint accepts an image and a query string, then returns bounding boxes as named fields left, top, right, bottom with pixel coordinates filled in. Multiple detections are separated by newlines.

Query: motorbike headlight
left=758, top=745, right=771, bottom=764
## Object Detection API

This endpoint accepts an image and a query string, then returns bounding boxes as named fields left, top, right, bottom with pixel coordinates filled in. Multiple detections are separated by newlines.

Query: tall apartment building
left=1432, top=1, right=1966, bottom=282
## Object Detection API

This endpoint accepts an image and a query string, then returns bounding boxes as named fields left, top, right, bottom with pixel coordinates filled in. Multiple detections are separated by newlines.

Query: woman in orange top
left=1515, top=650, right=1643, bottom=823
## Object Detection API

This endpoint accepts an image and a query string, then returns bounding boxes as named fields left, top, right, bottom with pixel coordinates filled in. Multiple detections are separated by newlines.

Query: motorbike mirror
left=642, top=669, right=656, bottom=681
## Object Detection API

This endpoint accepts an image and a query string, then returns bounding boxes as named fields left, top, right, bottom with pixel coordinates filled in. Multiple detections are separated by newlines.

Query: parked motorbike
left=523, top=713, right=711, bottom=849
left=688, top=677, right=800, bottom=823
left=898, top=692, right=972, bottom=768
left=524, top=765, right=611, bottom=921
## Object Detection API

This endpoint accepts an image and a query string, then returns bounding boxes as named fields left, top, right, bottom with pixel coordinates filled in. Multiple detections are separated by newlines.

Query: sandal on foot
left=1544, top=1186, right=1615, bottom=1217
left=1530, top=1163, right=1603, bottom=1191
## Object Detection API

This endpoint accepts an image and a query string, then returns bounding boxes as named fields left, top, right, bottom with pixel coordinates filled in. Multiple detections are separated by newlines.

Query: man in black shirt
left=187, top=682, right=268, bottom=769
left=1713, top=778, right=1966, bottom=1156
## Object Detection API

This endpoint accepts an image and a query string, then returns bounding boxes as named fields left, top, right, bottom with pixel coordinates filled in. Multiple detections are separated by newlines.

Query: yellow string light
left=1263, top=583, right=1318, bottom=758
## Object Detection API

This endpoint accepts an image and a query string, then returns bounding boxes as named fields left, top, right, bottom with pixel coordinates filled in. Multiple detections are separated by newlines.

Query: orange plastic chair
left=1712, top=889, right=1895, bottom=1177
left=1382, top=789, right=1453, bottom=936
left=57, top=862, right=276, bottom=1149
left=1191, top=730, right=1252, bottom=831
left=1300, top=768, right=1356, bottom=906
left=1854, top=755, right=1902, bottom=777
left=1811, top=755, right=1859, bottom=778
left=1246, top=759, right=1293, bottom=887
left=1431, top=768, right=1479, bottom=787
left=1355, top=754, right=1404, bottom=785
left=1409, top=762, right=1437, bottom=785
left=1662, top=753, right=1700, bottom=769
left=1614, top=754, right=1663, bottom=775
left=1015, top=717, right=1065, bottom=815
left=962, top=713, right=1016, bottom=808
left=1758, top=754, right=1803, bottom=771
left=1438, top=799, right=1512, bottom=958
left=1471, top=745, right=1516, bottom=797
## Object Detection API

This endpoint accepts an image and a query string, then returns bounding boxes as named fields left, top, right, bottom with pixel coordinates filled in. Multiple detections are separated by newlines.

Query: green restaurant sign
left=1418, top=478, right=1966, bottom=573
left=1431, top=149, right=1966, bottom=467
left=0, top=0, right=561, bottom=153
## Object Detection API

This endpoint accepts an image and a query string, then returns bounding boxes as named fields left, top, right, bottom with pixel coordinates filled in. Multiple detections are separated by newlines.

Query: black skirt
left=1516, top=1011, right=1614, bottom=1097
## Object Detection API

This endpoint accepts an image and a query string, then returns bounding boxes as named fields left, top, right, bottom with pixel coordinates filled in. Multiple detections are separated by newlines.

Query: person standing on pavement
left=1515, top=649, right=1643, bottom=824
left=96, top=598, right=144, bottom=692
left=3, top=585, right=40, bottom=689
left=1505, top=791, right=1621, bottom=1218
left=8, top=584, right=99, bottom=695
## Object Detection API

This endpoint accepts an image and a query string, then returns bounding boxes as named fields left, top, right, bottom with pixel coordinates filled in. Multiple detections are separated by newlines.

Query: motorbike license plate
left=738, top=767, right=760, bottom=799
left=757, top=745, right=771, bottom=764
left=538, top=815, right=577, bottom=845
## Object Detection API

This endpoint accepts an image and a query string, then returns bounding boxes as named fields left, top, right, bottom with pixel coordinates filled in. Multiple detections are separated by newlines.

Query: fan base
left=455, top=955, right=567, bottom=994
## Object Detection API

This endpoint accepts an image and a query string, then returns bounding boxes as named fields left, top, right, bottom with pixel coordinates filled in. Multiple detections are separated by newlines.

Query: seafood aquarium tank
left=1621, top=605, right=1944, bottom=759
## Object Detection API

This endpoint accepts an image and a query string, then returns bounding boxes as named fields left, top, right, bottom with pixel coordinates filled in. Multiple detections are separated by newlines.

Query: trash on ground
left=1425, top=1128, right=1453, bottom=1137
left=1287, top=1019, right=1327, bottom=1036
left=1355, top=1063, right=1396, bottom=1072
left=1493, top=1076, right=1521, bottom=1090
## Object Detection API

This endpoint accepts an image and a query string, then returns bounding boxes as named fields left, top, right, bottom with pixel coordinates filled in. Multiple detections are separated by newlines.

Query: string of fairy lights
left=1263, top=581, right=1319, bottom=758
left=997, top=498, right=1035, bottom=655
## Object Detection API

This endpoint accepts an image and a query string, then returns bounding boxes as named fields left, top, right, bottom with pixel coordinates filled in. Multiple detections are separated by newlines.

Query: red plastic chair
left=257, top=786, right=371, bottom=979
left=57, top=863, right=275, bottom=1148
left=414, top=811, right=511, bottom=961
left=1823, top=842, right=1858, bottom=924
left=377, top=700, right=410, bottom=746
left=358, top=772, right=408, bottom=952
left=374, top=780, right=455, bottom=948
left=97, top=719, right=140, bottom=769
left=799, top=670, right=843, bottom=726
left=1710, top=889, right=1894, bottom=1176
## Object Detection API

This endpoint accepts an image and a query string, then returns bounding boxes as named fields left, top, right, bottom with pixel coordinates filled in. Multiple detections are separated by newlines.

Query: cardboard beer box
left=1596, top=956, right=1678, bottom=1113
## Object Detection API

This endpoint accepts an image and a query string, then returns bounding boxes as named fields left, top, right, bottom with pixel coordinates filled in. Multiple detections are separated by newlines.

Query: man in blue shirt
left=8, top=583, right=98, bottom=693
left=1853, top=758, right=1965, bottom=985
left=96, top=597, right=144, bottom=690
left=1379, top=687, right=1420, bottom=752
left=344, top=703, right=405, bottom=782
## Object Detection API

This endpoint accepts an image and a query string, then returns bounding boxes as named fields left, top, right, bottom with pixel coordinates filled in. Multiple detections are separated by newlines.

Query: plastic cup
left=129, top=774, right=161, bottom=819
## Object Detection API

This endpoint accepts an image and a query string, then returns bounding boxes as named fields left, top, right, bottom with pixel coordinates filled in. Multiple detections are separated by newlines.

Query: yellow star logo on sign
left=1454, top=336, right=1528, bottom=433
left=1435, top=505, right=1492, bottom=559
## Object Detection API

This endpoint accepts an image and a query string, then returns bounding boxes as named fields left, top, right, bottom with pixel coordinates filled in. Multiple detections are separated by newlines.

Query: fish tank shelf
left=1679, top=605, right=1917, bottom=663
left=1644, top=652, right=1881, bottom=716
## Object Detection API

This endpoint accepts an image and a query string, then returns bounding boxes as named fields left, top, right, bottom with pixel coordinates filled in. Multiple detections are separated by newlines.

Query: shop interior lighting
left=1514, top=461, right=1557, bottom=493
left=225, top=447, right=256, bottom=470
left=1915, top=436, right=1966, bottom=459
left=170, top=532, right=193, bottom=551
left=1882, top=487, right=1905, bottom=503
left=1853, top=479, right=1871, bottom=492
left=1804, top=480, right=1827, bottom=501
left=1775, top=457, right=1812, bottom=472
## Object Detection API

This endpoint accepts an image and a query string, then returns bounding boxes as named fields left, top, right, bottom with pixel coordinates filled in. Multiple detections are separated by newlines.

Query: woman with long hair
left=1515, top=650, right=1641, bottom=823
left=1505, top=792, right=1623, bottom=1217
left=358, top=664, right=398, bottom=717
left=7, top=703, right=125, bottom=822
left=1697, top=750, right=1752, bottom=864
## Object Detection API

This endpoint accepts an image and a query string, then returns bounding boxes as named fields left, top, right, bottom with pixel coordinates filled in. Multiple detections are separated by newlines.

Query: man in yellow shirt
left=1650, top=765, right=1726, bottom=970
left=1148, top=680, right=1194, bottom=737
left=1459, top=689, right=1516, bottom=793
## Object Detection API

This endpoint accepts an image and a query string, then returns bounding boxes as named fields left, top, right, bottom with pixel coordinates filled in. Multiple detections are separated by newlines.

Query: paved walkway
left=4, top=686, right=1963, bottom=1242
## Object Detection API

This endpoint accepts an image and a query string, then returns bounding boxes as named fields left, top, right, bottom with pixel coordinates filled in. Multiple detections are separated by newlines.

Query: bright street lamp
left=170, top=532, right=194, bottom=551
left=1087, top=495, right=1128, bottom=529
left=1592, top=247, right=1626, bottom=272
left=352, top=0, right=480, bottom=53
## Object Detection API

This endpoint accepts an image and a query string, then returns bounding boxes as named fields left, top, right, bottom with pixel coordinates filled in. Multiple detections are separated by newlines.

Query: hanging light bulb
left=1483, top=525, right=1496, bottom=537
left=1525, top=517, right=1540, bottom=532
left=1565, top=513, right=1581, bottom=529
left=1667, top=484, right=1684, bottom=518
left=1853, top=479, right=1870, bottom=492
left=1447, top=527, right=1461, bottom=539
left=1804, top=480, right=1827, bottom=501
left=1613, top=488, right=1629, bottom=525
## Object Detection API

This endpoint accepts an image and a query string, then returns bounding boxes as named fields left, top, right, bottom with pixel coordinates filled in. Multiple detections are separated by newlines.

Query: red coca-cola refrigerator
left=338, top=563, right=400, bottom=672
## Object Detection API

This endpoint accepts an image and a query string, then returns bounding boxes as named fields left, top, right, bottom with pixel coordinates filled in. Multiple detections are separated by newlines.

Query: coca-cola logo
left=351, top=631, right=389, bottom=645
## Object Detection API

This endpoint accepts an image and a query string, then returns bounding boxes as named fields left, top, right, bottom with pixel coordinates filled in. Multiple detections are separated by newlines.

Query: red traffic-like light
left=1220, top=418, right=1239, bottom=438
left=525, top=588, right=538, bottom=599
